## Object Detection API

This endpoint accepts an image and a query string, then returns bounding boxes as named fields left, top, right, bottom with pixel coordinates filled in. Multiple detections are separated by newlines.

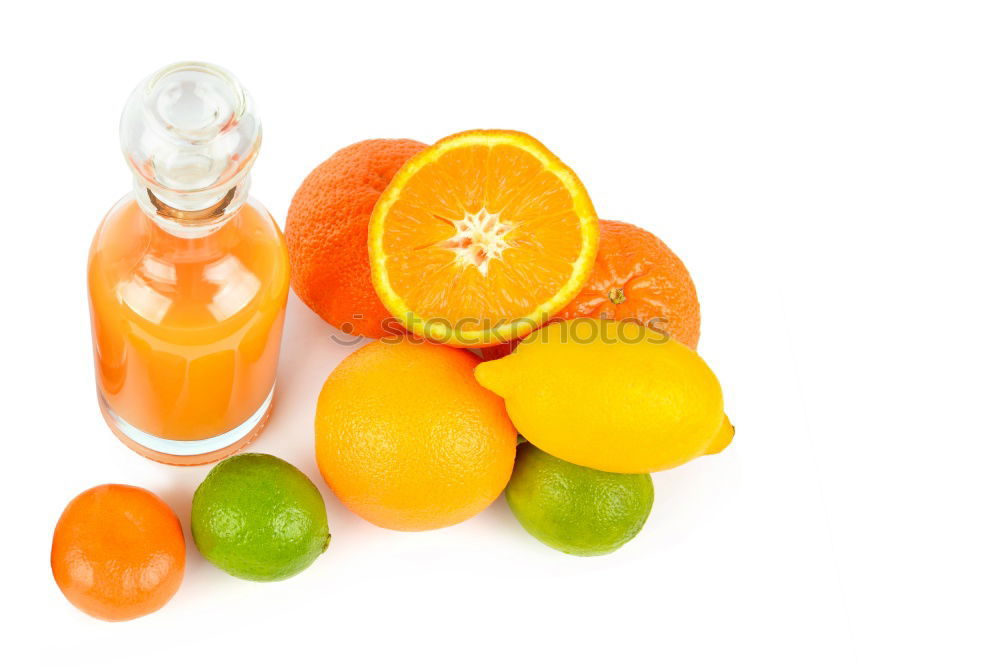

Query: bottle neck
left=133, top=174, right=251, bottom=238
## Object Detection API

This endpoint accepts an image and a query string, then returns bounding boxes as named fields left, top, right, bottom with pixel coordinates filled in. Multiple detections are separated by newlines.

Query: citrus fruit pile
left=299, top=130, right=733, bottom=549
left=51, top=128, right=732, bottom=622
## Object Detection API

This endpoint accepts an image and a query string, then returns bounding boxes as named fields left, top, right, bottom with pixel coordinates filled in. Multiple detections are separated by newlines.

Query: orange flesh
left=378, top=141, right=589, bottom=333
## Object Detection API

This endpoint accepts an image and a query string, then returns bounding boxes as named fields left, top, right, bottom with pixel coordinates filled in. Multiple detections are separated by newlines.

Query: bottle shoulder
left=90, top=196, right=287, bottom=265
left=88, top=196, right=289, bottom=329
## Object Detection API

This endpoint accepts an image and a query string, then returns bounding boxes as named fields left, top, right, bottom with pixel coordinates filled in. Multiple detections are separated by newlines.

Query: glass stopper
left=119, top=62, right=261, bottom=232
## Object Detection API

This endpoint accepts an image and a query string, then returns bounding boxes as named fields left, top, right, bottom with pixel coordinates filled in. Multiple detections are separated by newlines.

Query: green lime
left=191, top=453, right=330, bottom=581
left=505, top=442, right=654, bottom=556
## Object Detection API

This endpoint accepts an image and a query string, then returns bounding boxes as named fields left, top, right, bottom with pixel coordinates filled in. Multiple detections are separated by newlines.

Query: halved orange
left=369, top=130, right=600, bottom=347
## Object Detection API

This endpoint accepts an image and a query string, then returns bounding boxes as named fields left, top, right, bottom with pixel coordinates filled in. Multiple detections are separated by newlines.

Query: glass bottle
left=88, top=62, right=290, bottom=465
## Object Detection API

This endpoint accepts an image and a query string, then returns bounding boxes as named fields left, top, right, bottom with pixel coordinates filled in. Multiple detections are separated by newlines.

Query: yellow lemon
left=474, top=319, right=733, bottom=473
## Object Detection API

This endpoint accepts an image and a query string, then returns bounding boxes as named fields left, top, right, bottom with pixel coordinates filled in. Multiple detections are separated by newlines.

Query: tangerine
left=51, top=484, right=185, bottom=621
left=286, top=139, right=427, bottom=338
left=369, top=130, right=600, bottom=347
left=480, top=219, right=700, bottom=359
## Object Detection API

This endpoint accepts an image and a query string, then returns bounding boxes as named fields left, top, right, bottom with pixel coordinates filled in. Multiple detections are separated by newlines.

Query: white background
left=2, top=1, right=997, bottom=665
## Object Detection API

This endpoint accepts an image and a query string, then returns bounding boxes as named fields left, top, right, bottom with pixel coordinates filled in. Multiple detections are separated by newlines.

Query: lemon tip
left=474, top=359, right=510, bottom=397
left=704, top=414, right=735, bottom=456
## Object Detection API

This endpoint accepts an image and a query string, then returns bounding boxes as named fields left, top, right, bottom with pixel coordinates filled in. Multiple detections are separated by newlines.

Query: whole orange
left=315, top=338, right=517, bottom=531
left=286, top=139, right=427, bottom=338
left=480, top=219, right=700, bottom=360
left=51, top=484, right=185, bottom=621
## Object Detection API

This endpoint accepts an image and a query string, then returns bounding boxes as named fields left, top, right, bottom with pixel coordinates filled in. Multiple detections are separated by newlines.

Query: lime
left=192, top=453, right=330, bottom=581
left=505, top=442, right=654, bottom=556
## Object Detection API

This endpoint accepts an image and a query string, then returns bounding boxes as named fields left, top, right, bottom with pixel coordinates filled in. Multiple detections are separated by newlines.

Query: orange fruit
left=315, top=338, right=517, bottom=531
left=559, top=219, right=700, bottom=347
left=480, top=219, right=700, bottom=360
left=369, top=130, right=600, bottom=347
left=286, top=139, right=427, bottom=338
left=51, top=484, right=185, bottom=621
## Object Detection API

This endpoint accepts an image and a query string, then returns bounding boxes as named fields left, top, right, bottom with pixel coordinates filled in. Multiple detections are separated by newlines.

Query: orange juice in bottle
left=88, top=62, right=289, bottom=465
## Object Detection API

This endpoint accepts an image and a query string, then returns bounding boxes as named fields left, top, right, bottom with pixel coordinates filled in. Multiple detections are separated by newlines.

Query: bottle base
left=98, top=388, right=274, bottom=466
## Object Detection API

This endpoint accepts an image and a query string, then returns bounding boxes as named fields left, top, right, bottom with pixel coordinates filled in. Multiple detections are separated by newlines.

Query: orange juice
left=89, top=198, right=289, bottom=459
left=90, top=62, right=289, bottom=464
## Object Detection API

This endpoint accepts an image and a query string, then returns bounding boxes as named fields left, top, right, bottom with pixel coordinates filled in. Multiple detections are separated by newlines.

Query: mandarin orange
left=369, top=130, right=599, bottom=347
left=51, top=484, right=185, bottom=621
left=480, top=219, right=700, bottom=360
left=286, top=139, right=427, bottom=338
